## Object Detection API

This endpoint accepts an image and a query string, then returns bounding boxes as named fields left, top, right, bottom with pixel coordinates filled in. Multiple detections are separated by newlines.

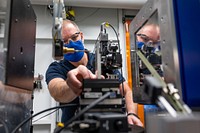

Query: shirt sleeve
left=113, top=69, right=125, bottom=83
left=45, top=61, right=68, bottom=85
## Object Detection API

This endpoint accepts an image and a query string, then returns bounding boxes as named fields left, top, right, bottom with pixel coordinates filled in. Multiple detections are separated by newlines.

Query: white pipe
left=31, top=0, right=147, bottom=9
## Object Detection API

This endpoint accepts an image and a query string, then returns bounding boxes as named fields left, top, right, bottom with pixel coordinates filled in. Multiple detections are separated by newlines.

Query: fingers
left=95, top=70, right=105, bottom=79
left=127, top=115, right=144, bottom=127
left=88, top=70, right=97, bottom=79
left=67, top=70, right=83, bottom=95
left=77, top=65, right=96, bottom=79
left=67, top=65, right=97, bottom=95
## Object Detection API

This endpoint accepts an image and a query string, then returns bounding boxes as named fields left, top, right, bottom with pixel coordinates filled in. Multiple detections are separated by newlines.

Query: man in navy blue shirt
left=45, top=19, right=143, bottom=127
left=136, top=23, right=163, bottom=114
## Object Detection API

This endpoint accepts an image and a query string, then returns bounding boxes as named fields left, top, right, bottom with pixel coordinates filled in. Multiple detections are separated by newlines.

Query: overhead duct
left=30, top=0, right=147, bottom=9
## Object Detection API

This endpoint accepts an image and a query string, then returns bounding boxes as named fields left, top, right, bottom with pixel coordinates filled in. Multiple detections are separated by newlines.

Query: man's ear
left=80, top=32, right=84, bottom=43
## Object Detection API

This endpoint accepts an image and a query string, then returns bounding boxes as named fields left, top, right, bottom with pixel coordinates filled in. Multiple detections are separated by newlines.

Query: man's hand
left=127, top=114, right=144, bottom=127
left=67, top=65, right=97, bottom=95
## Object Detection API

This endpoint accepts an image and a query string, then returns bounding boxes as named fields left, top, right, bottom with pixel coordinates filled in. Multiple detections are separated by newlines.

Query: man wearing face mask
left=136, top=23, right=163, bottom=113
left=136, top=23, right=160, bottom=52
left=45, top=19, right=143, bottom=127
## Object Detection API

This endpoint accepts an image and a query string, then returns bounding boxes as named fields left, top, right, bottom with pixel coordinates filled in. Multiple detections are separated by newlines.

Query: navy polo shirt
left=45, top=52, right=124, bottom=123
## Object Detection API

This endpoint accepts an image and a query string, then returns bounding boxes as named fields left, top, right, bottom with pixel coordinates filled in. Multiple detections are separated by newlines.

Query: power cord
left=32, top=109, right=59, bottom=123
left=0, top=117, right=9, bottom=133
left=11, top=104, right=77, bottom=133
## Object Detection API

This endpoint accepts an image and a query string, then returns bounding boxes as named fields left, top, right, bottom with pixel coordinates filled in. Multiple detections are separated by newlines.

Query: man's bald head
left=138, top=24, right=160, bottom=43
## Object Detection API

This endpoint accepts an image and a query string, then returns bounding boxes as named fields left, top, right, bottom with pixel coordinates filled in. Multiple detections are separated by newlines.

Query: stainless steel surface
left=96, top=41, right=102, bottom=78
left=158, top=0, right=182, bottom=96
left=0, top=0, right=35, bottom=132
left=5, top=0, right=36, bottom=90
left=0, top=85, right=32, bottom=133
left=146, top=113, right=200, bottom=133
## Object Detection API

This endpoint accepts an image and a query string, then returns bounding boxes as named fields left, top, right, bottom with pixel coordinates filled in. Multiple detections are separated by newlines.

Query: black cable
left=11, top=104, right=77, bottom=133
left=107, top=23, right=121, bottom=52
left=54, top=92, right=111, bottom=133
left=32, top=109, right=59, bottom=123
left=0, top=117, right=9, bottom=133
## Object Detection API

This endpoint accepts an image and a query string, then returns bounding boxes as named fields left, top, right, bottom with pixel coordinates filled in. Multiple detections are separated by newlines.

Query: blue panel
left=173, top=0, right=200, bottom=108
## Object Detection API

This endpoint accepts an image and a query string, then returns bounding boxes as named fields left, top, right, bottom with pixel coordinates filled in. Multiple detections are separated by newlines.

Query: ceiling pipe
left=30, top=0, right=147, bottom=9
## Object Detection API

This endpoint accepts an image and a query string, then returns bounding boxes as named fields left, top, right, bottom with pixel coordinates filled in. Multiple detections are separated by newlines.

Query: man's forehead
left=142, top=25, right=159, bottom=39
left=62, top=26, right=77, bottom=37
left=143, top=25, right=158, bottom=32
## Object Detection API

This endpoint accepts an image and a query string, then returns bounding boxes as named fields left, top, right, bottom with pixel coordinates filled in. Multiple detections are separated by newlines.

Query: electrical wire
left=107, top=23, right=121, bottom=53
left=11, top=104, right=77, bottom=133
left=32, top=109, right=59, bottom=123
left=54, top=92, right=111, bottom=133
left=0, top=117, right=9, bottom=133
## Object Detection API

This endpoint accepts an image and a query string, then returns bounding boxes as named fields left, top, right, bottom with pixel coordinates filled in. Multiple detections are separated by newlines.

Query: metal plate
left=5, top=0, right=36, bottom=90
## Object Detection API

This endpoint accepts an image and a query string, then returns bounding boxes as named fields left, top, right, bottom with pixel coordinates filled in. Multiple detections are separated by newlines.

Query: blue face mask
left=64, top=40, right=84, bottom=62
left=136, top=41, right=145, bottom=49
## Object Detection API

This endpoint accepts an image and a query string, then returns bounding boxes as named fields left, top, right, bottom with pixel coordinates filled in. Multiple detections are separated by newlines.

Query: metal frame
left=130, top=0, right=182, bottom=103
